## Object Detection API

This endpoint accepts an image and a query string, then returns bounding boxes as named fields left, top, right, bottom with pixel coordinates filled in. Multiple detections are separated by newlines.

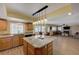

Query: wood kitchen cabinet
left=0, top=34, right=24, bottom=51
left=12, top=34, right=24, bottom=47
left=23, top=40, right=28, bottom=55
left=0, top=18, right=7, bottom=31
left=23, top=40, right=53, bottom=55
left=3, top=37, right=13, bottom=49
left=11, top=34, right=24, bottom=47
left=47, top=42, right=53, bottom=55
left=27, top=43, right=35, bottom=55
left=25, top=23, right=33, bottom=31
left=0, top=37, right=13, bottom=51
left=12, top=35, right=20, bottom=47
left=18, top=34, right=24, bottom=45
left=0, top=38, right=5, bottom=50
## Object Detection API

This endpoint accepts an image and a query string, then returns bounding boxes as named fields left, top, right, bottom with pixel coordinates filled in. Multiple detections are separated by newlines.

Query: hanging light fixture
left=33, top=16, right=35, bottom=25
left=44, top=8, right=47, bottom=22
left=32, top=5, right=48, bottom=39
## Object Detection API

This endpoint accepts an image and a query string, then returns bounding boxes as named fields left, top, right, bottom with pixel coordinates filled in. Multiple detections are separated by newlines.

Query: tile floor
left=0, top=46, right=24, bottom=55
left=53, top=36, right=79, bottom=55
left=0, top=36, right=79, bottom=55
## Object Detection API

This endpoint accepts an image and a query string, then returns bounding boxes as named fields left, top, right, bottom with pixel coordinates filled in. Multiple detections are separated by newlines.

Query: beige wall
left=71, top=25, right=79, bottom=35
left=6, top=8, right=31, bottom=20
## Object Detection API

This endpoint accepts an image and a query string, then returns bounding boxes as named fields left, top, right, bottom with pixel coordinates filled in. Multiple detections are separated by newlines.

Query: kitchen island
left=23, top=36, right=55, bottom=55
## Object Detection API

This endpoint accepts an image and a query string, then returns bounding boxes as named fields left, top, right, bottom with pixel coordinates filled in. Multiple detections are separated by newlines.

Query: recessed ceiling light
left=68, top=12, right=72, bottom=15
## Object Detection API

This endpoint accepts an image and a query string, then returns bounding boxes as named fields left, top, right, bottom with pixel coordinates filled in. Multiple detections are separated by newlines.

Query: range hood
left=0, top=4, right=7, bottom=19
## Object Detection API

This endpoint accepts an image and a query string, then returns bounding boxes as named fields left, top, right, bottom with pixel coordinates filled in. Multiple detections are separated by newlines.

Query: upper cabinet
left=0, top=18, right=7, bottom=31
left=25, top=23, right=33, bottom=32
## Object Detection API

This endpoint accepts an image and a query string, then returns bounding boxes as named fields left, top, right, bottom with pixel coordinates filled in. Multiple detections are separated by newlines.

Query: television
left=63, top=26, right=70, bottom=29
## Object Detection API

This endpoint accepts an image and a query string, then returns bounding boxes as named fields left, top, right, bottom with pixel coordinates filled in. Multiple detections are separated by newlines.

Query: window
left=47, top=27, right=50, bottom=32
left=52, top=27, right=56, bottom=31
left=34, top=25, right=45, bottom=32
left=10, top=22, right=24, bottom=34
left=58, top=27, right=62, bottom=31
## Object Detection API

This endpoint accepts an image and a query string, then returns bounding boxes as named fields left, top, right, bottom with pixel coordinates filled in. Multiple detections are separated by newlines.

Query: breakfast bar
left=23, top=36, right=54, bottom=55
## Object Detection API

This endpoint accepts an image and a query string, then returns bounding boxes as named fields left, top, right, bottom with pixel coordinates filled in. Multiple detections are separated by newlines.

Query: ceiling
left=47, top=3, right=79, bottom=25
left=5, top=3, right=79, bottom=25
left=5, top=3, right=69, bottom=17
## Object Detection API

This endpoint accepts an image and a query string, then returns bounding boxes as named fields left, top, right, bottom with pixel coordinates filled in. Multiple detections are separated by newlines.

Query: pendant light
left=32, top=5, right=48, bottom=38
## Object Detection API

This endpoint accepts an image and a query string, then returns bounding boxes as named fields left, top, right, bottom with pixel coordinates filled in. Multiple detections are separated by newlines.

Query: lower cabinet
left=23, top=40, right=53, bottom=55
left=0, top=34, right=24, bottom=51
left=42, top=46, right=48, bottom=55
left=19, top=34, right=24, bottom=45
left=0, top=37, right=12, bottom=50
left=23, top=40, right=28, bottom=55
left=4, top=37, right=13, bottom=49
left=27, top=43, right=35, bottom=55
left=12, top=35, right=20, bottom=47
left=47, top=42, right=53, bottom=55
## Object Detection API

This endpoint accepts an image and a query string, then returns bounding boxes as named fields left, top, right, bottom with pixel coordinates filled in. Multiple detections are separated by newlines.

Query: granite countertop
left=0, top=34, right=14, bottom=38
left=23, top=36, right=56, bottom=48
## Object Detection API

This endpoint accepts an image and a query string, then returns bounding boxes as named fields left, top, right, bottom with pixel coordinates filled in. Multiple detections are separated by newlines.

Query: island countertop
left=23, top=36, right=56, bottom=48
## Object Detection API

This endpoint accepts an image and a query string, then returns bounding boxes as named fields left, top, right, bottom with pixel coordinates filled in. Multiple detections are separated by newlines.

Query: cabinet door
left=25, top=23, right=33, bottom=31
left=27, top=43, right=34, bottom=55
left=19, top=38, right=23, bottom=45
left=4, top=37, right=12, bottom=49
left=0, top=20, right=7, bottom=31
left=19, top=35, right=24, bottom=45
left=23, top=40, right=28, bottom=55
left=0, top=37, right=12, bottom=50
left=47, top=42, right=53, bottom=55
left=28, top=24, right=33, bottom=30
left=12, top=36, right=19, bottom=47
left=42, top=46, right=48, bottom=55
left=0, top=38, right=4, bottom=50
